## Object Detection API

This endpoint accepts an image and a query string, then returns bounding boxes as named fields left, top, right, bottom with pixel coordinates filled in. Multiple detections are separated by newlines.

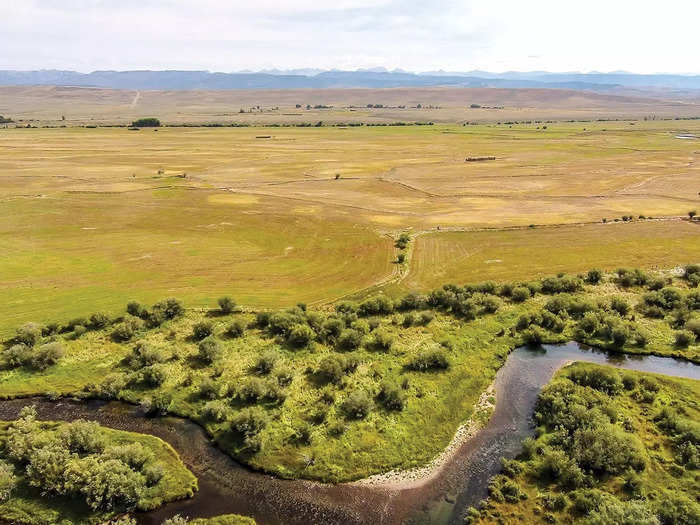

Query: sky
left=2, top=0, right=699, bottom=74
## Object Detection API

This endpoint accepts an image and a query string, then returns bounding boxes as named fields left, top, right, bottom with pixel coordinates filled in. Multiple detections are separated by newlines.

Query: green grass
left=0, top=189, right=393, bottom=338
left=0, top=269, right=697, bottom=483
left=398, top=221, right=700, bottom=293
left=0, top=421, right=197, bottom=524
left=473, top=363, right=700, bottom=524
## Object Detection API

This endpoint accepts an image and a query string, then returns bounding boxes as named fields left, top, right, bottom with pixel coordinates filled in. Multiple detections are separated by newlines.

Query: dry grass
left=2, top=85, right=700, bottom=127
left=1, top=121, right=699, bottom=334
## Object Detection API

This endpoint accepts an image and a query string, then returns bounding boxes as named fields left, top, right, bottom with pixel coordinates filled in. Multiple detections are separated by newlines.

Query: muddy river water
left=0, top=342, right=696, bottom=524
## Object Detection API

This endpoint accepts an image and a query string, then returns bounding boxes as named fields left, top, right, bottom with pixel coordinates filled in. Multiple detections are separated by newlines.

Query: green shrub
left=647, top=277, right=666, bottom=290
left=199, top=378, right=221, bottom=399
left=31, top=342, right=64, bottom=370
left=537, top=448, right=584, bottom=488
left=255, top=311, right=271, bottom=327
left=373, top=328, right=394, bottom=351
left=317, top=355, right=346, bottom=384
left=341, top=389, right=372, bottom=419
left=226, top=319, right=246, bottom=338
left=89, top=312, right=111, bottom=329
left=337, top=328, right=363, bottom=351
left=105, top=442, right=154, bottom=470
left=541, top=275, right=583, bottom=294
left=481, top=295, right=502, bottom=313
left=237, top=377, right=267, bottom=403
left=146, top=309, right=166, bottom=328
left=288, top=323, right=315, bottom=347
left=586, top=498, right=658, bottom=525
left=162, top=515, right=189, bottom=525
left=99, top=373, right=128, bottom=398
left=152, top=297, right=184, bottom=320
left=143, top=462, right=164, bottom=486
left=218, top=296, right=236, bottom=314
left=254, top=349, right=279, bottom=375
left=230, top=407, right=267, bottom=437
left=112, top=317, right=144, bottom=342
left=654, top=493, right=700, bottom=525
left=60, top=420, right=105, bottom=454
left=378, top=381, right=405, bottom=411
left=358, top=296, right=394, bottom=316
left=275, top=365, right=294, bottom=386
left=192, top=321, right=214, bottom=340
left=406, top=349, right=450, bottom=371
left=198, top=338, right=223, bottom=363
left=128, top=343, right=168, bottom=368
left=0, top=461, right=16, bottom=502
left=572, top=423, right=646, bottom=475
left=567, top=367, right=623, bottom=395
left=140, top=364, right=168, bottom=387
left=675, top=330, right=694, bottom=347
left=610, top=297, right=630, bottom=316
left=4, top=344, right=32, bottom=368
left=586, top=269, right=603, bottom=284
left=686, top=318, right=700, bottom=338
left=126, top=301, right=147, bottom=318
left=511, top=286, right=531, bottom=302
left=201, top=400, right=229, bottom=422
left=15, top=322, right=42, bottom=347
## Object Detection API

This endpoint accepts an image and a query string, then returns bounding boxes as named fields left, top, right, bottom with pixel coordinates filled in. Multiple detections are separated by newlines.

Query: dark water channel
left=0, top=343, right=696, bottom=525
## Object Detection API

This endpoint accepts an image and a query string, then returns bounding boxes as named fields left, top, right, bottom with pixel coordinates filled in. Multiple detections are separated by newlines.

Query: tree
left=689, top=210, right=697, bottom=220
left=131, top=117, right=160, bottom=127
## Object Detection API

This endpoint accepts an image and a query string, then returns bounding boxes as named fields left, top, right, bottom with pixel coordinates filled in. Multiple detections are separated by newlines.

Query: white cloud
left=1, top=0, right=698, bottom=73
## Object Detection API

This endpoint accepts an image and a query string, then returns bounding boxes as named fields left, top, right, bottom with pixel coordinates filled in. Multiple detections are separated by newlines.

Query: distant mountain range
left=1, top=69, right=699, bottom=91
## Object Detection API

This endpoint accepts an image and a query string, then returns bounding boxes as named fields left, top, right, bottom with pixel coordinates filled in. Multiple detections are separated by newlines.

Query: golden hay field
left=1, top=118, right=699, bottom=334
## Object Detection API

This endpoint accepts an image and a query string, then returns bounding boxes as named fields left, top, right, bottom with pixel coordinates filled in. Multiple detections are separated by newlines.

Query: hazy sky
left=2, top=0, right=699, bottom=74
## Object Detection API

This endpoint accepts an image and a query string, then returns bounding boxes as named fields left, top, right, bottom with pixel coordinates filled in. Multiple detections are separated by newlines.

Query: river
left=0, top=342, right=696, bottom=524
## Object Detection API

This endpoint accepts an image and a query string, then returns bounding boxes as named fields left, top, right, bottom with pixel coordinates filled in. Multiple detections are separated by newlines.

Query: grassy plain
left=0, top=270, right=697, bottom=483
left=474, top=363, right=700, bottom=524
left=3, top=85, right=700, bottom=126
left=1, top=121, right=700, bottom=335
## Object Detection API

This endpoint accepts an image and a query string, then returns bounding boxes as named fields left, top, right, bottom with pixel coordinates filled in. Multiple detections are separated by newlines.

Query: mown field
left=1, top=120, right=699, bottom=336
left=399, top=220, right=700, bottom=292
